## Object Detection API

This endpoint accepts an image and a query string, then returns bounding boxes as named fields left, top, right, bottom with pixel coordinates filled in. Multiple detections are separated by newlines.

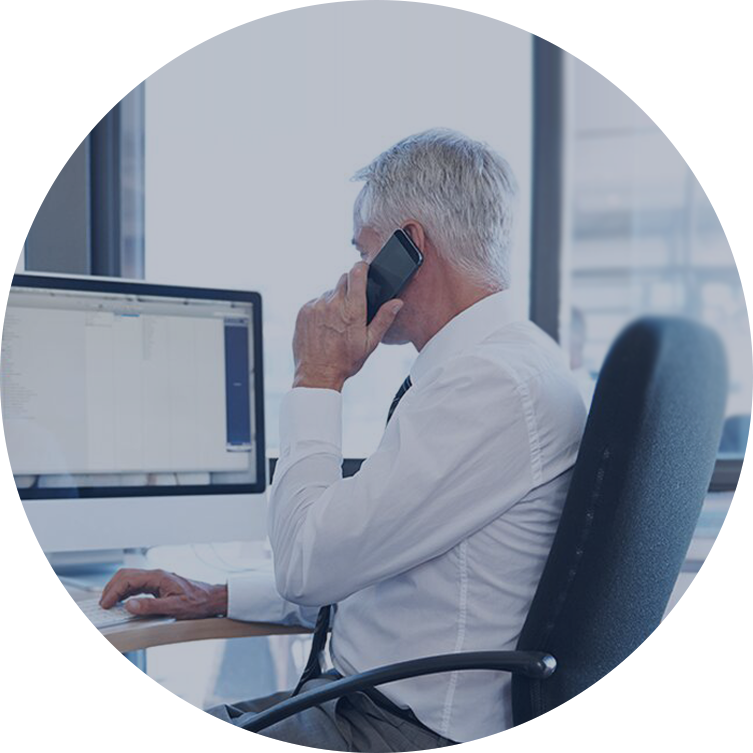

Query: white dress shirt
left=227, top=291, right=586, bottom=742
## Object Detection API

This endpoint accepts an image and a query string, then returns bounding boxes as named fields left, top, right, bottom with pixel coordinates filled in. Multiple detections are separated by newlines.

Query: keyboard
left=77, top=597, right=143, bottom=629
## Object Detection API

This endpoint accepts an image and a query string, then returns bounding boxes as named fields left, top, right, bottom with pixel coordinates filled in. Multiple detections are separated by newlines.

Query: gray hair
left=352, top=128, right=518, bottom=288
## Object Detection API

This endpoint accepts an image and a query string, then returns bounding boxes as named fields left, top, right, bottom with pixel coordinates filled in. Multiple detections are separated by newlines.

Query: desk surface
left=101, top=616, right=310, bottom=653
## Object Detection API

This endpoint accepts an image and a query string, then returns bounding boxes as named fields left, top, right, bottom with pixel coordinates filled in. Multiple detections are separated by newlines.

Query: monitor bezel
left=8, top=273, right=266, bottom=500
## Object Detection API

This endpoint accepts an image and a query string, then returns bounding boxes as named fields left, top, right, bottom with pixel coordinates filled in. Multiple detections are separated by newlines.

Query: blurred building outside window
left=563, top=58, right=751, bottom=460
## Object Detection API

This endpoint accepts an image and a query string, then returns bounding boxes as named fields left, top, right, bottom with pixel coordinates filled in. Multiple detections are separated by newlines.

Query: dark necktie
left=386, top=375, right=412, bottom=425
left=291, top=375, right=413, bottom=696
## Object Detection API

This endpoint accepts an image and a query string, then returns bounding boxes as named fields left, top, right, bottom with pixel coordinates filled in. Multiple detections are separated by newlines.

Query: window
left=143, top=4, right=533, bottom=455
left=563, top=57, right=751, bottom=462
left=23, top=84, right=145, bottom=279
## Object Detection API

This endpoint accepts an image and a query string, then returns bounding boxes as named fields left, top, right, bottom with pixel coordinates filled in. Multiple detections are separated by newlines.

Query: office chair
left=216, top=317, right=730, bottom=733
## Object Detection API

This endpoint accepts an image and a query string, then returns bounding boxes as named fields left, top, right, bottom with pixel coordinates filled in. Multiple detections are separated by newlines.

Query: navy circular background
left=0, top=0, right=751, bottom=750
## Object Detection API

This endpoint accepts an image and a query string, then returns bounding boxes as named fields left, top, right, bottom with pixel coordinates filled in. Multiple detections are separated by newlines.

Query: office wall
left=144, top=2, right=532, bottom=454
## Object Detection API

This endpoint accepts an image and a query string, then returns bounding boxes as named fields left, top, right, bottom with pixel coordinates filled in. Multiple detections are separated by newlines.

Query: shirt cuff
left=279, top=387, right=342, bottom=459
left=227, top=570, right=273, bottom=621
left=226, top=569, right=318, bottom=627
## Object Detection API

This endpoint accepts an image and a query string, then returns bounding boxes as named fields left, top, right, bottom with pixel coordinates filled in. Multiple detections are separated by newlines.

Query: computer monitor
left=1, top=273, right=268, bottom=553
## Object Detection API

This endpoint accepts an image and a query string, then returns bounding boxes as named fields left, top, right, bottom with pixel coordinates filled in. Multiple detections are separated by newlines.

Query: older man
left=101, top=129, right=586, bottom=749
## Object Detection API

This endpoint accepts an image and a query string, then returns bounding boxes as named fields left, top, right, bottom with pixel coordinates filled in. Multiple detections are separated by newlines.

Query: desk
left=65, top=583, right=310, bottom=653
left=58, top=544, right=314, bottom=698
left=102, top=617, right=310, bottom=653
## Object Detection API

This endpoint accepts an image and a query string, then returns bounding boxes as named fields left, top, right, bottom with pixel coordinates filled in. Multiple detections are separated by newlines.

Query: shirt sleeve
left=226, top=569, right=320, bottom=627
left=268, top=358, right=537, bottom=607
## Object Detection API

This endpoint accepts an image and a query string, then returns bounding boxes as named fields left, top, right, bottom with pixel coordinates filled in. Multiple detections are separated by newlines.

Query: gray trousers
left=206, top=674, right=456, bottom=751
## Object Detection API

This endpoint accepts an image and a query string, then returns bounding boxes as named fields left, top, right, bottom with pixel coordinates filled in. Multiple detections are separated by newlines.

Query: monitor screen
left=1, top=275, right=265, bottom=499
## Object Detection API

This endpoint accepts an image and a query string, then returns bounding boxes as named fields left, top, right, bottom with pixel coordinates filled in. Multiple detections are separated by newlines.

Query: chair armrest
left=236, top=650, right=556, bottom=733
left=102, top=617, right=311, bottom=653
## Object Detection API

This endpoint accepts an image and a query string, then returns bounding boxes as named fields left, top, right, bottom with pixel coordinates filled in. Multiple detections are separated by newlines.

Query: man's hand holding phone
left=292, top=262, right=403, bottom=392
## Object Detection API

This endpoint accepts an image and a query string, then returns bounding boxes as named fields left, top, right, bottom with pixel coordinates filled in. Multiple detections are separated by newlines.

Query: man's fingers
left=125, top=595, right=182, bottom=617
left=367, top=299, right=404, bottom=347
left=100, top=569, right=164, bottom=608
left=346, top=262, right=369, bottom=314
left=324, top=275, right=348, bottom=303
left=336, top=273, right=348, bottom=296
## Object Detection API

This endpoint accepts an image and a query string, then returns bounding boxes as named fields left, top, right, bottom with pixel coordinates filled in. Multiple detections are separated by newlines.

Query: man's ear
left=402, top=221, right=427, bottom=254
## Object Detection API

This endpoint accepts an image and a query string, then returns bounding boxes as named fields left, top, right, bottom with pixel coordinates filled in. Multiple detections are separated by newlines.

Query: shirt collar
left=410, top=291, right=520, bottom=383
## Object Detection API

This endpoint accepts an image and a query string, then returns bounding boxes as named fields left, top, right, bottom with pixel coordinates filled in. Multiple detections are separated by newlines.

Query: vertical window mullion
left=529, top=38, right=565, bottom=343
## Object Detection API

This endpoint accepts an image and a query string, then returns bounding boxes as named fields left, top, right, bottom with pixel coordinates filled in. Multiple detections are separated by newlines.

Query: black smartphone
left=366, top=229, right=424, bottom=324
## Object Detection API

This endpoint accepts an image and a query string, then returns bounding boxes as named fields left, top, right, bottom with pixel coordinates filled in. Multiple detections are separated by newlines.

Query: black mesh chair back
left=512, top=317, right=728, bottom=725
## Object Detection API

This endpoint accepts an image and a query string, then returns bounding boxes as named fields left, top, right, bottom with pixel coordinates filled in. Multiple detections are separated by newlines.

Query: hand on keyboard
left=99, top=568, right=228, bottom=620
